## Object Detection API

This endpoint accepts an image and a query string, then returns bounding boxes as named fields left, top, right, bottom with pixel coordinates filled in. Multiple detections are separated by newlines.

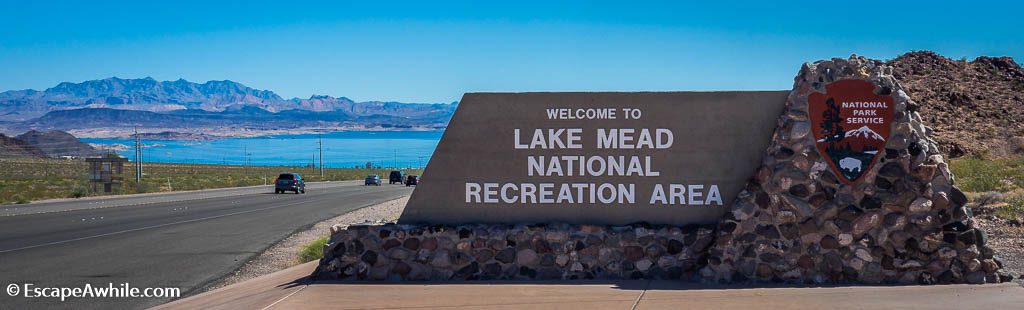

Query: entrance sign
left=808, top=80, right=894, bottom=184
left=400, top=92, right=789, bottom=225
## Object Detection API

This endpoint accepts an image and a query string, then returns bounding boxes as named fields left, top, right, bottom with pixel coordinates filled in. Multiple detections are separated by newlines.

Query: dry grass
left=997, top=191, right=1024, bottom=221
left=298, top=236, right=330, bottom=263
left=950, top=155, right=1024, bottom=221
left=949, top=155, right=1024, bottom=193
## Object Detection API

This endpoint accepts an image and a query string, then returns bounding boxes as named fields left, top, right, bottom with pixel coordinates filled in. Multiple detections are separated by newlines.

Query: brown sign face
left=808, top=79, right=894, bottom=184
left=399, top=92, right=789, bottom=225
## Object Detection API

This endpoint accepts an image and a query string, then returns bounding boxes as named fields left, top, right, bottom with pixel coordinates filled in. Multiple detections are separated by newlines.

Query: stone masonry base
left=313, top=223, right=717, bottom=281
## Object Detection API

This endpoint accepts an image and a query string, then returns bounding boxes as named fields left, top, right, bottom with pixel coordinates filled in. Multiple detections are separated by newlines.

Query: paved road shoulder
left=157, top=263, right=1024, bottom=310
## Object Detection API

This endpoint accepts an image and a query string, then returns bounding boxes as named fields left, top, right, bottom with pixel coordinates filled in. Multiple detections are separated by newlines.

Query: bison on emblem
left=839, top=157, right=862, bottom=173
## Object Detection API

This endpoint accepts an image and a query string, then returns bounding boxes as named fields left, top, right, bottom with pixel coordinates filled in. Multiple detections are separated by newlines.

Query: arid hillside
left=0, top=134, right=46, bottom=158
left=887, top=51, right=1024, bottom=158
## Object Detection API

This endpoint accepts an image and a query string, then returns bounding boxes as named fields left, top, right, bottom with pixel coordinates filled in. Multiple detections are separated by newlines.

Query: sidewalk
left=156, top=262, right=1024, bottom=310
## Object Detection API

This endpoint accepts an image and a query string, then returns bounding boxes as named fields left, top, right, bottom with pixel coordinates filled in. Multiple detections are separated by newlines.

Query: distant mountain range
left=0, top=77, right=457, bottom=138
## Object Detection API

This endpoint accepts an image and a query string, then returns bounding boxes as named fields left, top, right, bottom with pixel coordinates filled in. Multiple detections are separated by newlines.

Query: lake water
left=82, top=131, right=443, bottom=168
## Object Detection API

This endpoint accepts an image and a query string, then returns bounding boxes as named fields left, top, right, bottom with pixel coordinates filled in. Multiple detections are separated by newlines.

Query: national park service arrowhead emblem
left=809, top=79, right=894, bottom=185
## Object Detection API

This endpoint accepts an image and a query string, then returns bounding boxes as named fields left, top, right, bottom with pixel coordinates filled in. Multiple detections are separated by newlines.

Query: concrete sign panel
left=400, top=92, right=789, bottom=225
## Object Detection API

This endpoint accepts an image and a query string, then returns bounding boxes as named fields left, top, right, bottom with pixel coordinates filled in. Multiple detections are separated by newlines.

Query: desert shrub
left=69, top=186, right=89, bottom=198
left=949, top=155, right=1024, bottom=193
left=996, top=192, right=1024, bottom=221
left=298, top=236, right=330, bottom=263
left=973, top=191, right=1005, bottom=206
left=11, top=194, right=28, bottom=204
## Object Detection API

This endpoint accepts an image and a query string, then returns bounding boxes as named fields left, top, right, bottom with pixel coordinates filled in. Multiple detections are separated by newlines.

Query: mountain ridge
left=0, top=129, right=103, bottom=158
left=0, top=133, right=47, bottom=158
left=0, top=77, right=456, bottom=121
left=15, top=130, right=105, bottom=157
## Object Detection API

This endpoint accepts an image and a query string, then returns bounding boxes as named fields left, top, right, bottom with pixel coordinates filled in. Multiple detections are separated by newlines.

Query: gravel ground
left=201, top=196, right=409, bottom=292
left=971, top=206, right=1024, bottom=287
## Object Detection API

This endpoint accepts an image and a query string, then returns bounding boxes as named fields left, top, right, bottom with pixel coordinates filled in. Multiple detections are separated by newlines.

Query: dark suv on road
left=405, top=175, right=419, bottom=186
left=275, top=173, right=306, bottom=194
left=389, top=170, right=406, bottom=184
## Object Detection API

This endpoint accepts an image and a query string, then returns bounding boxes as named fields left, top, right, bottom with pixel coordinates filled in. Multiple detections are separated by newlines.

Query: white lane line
left=1, top=181, right=361, bottom=217
left=630, top=280, right=651, bottom=310
left=0, top=196, right=329, bottom=254
left=261, top=284, right=309, bottom=310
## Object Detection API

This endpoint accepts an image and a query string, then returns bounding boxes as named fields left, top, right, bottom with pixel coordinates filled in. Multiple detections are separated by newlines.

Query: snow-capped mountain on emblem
left=844, top=125, right=886, bottom=141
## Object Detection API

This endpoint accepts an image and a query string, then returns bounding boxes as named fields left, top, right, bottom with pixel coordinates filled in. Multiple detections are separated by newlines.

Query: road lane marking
left=630, top=280, right=651, bottom=310
left=1, top=181, right=364, bottom=217
left=0, top=196, right=330, bottom=254
left=0, top=188, right=411, bottom=254
left=261, top=284, right=308, bottom=310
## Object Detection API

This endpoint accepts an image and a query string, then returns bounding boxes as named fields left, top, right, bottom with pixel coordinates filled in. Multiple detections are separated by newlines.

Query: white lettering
left=527, top=156, right=545, bottom=176
left=524, top=155, right=660, bottom=177
left=514, top=129, right=528, bottom=149
left=546, top=108, right=617, bottom=120
left=517, top=129, right=583, bottom=149
left=466, top=183, right=481, bottom=203
left=688, top=184, right=703, bottom=205
left=706, top=185, right=723, bottom=205
left=657, top=128, right=673, bottom=149
left=669, top=184, right=686, bottom=204
left=465, top=182, right=640, bottom=205
left=650, top=184, right=666, bottom=204
left=483, top=183, right=499, bottom=203
left=539, top=183, right=555, bottom=203
left=597, top=128, right=674, bottom=149
left=598, top=184, right=616, bottom=203
left=501, top=183, right=518, bottom=203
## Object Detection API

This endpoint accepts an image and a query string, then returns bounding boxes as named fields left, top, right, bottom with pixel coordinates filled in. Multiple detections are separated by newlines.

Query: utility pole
left=318, top=134, right=324, bottom=177
left=394, top=149, right=398, bottom=169
left=134, top=126, right=142, bottom=183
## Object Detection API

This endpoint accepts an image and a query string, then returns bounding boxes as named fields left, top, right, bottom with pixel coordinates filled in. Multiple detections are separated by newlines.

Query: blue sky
left=1, top=1, right=1021, bottom=103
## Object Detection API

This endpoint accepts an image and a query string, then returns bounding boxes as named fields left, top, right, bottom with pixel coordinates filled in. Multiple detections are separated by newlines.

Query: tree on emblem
left=820, top=97, right=844, bottom=147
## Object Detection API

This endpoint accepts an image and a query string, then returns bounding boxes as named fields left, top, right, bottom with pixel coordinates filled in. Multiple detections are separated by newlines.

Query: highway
left=0, top=181, right=413, bottom=309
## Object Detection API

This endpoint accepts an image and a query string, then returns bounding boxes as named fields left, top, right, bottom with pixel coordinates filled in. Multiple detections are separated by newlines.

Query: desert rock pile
left=888, top=51, right=1024, bottom=157
left=707, top=56, right=1011, bottom=284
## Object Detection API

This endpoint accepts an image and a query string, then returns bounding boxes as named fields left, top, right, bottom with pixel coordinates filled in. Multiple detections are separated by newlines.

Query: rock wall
left=314, top=56, right=1011, bottom=284
left=314, top=223, right=716, bottom=281
left=705, top=56, right=1008, bottom=284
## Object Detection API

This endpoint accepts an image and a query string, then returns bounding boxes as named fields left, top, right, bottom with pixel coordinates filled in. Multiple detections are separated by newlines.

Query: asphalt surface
left=0, top=184, right=281, bottom=217
left=0, top=181, right=413, bottom=309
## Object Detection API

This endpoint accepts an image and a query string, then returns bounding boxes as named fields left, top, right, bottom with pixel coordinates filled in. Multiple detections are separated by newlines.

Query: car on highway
left=389, top=170, right=406, bottom=184
left=275, top=173, right=306, bottom=194
left=405, top=175, right=419, bottom=186
left=365, top=174, right=382, bottom=186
